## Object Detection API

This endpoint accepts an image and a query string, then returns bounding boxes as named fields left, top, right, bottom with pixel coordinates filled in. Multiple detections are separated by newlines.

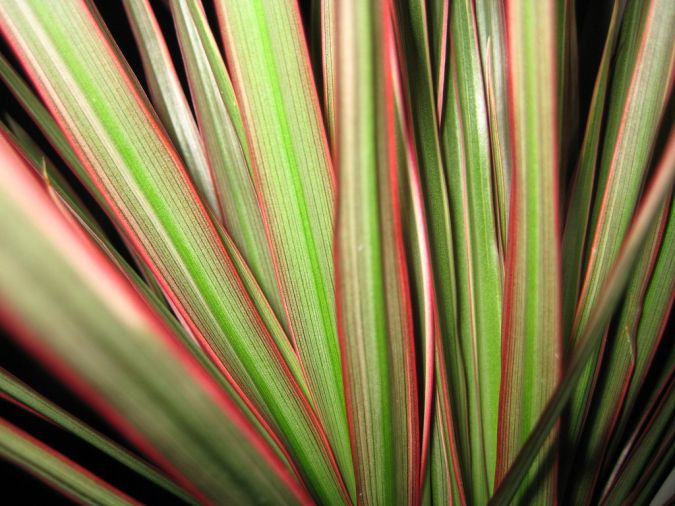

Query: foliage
left=0, top=0, right=673, bottom=504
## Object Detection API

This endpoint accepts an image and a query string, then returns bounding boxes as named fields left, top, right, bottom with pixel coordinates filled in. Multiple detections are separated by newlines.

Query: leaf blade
left=0, top=130, right=308, bottom=504
left=490, top=129, right=675, bottom=506
left=212, top=2, right=354, bottom=492
left=0, top=2, right=348, bottom=501
left=0, top=420, right=137, bottom=506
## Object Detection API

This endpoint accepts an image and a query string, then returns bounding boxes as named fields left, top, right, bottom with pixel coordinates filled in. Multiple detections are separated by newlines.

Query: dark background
left=1, top=0, right=669, bottom=504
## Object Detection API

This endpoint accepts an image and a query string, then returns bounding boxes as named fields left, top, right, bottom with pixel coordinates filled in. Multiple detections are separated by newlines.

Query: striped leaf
left=0, top=131, right=309, bottom=504
left=491, top=130, right=675, bottom=505
left=0, top=421, right=137, bottom=506
left=212, top=2, right=354, bottom=492
left=494, top=0, right=562, bottom=502
left=121, top=0, right=216, bottom=218
left=167, top=0, right=281, bottom=321
left=565, top=0, right=675, bottom=455
left=565, top=198, right=671, bottom=503
left=335, top=0, right=419, bottom=503
left=441, top=0, right=503, bottom=497
left=0, top=1, right=348, bottom=502
left=1, top=369, right=196, bottom=504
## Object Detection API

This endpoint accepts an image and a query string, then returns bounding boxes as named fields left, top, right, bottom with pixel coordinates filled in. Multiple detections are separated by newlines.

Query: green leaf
left=0, top=421, right=136, bottom=505
left=600, top=372, right=675, bottom=504
left=166, top=0, right=282, bottom=323
left=335, top=1, right=419, bottom=502
left=600, top=191, right=675, bottom=482
left=429, top=390, right=464, bottom=506
left=474, top=0, right=511, bottom=251
left=493, top=0, right=562, bottom=502
left=427, top=0, right=449, bottom=119
left=431, top=353, right=467, bottom=505
left=1, top=369, right=196, bottom=504
left=391, top=21, right=441, bottom=493
left=3, top=87, right=301, bottom=479
left=311, top=0, right=337, bottom=147
left=441, top=0, right=503, bottom=496
left=392, top=1, right=471, bottom=500
left=490, top=131, right=675, bottom=505
left=0, top=118, right=102, bottom=235
left=0, top=54, right=97, bottom=195
left=0, top=1, right=348, bottom=502
left=565, top=198, right=671, bottom=503
left=212, top=2, right=354, bottom=493
left=121, top=0, right=216, bottom=219
left=620, top=199, right=675, bottom=418
left=561, top=0, right=623, bottom=339
left=0, top=131, right=308, bottom=504
left=565, top=0, right=675, bottom=456
left=0, top=59, right=168, bottom=299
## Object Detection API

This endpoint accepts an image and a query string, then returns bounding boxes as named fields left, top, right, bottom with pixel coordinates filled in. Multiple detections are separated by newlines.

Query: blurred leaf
left=490, top=130, right=675, bottom=505
left=0, top=1, right=348, bottom=502
left=0, top=54, right=97, bottom=194
left=565, top=0, right=675, bottom=458
left=0, top=421, right=136, bottom=505
left=0, top=131, right=308, bottom=504
left=1, top=369, right=196, bottom=504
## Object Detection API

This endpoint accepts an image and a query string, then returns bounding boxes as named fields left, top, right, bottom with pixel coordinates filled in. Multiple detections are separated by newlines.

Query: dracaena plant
left=0, top=0, right=672, bottom=504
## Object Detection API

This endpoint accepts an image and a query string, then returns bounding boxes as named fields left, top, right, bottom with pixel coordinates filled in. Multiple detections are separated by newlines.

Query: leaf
left=390, top=17, right=440, bottom=490
left=565, top=0, right=675, bottom=456
left=0, top=2, right=349, bottom=502
left=211, top=2, right=354, bottom=492
left=441, top=0, right=503, bottom=497
left=431, top=346, right=467, bottom=505
left=493, top=0, right=562, bottom=502
left=166, top=0, right=282, bottom=322
left=427, top=0, right=449, bottom=120
left=4, top=108, right=304, bottom=477
left=311, top=0, right=337, bottom=147
left=620, top=199, right=675, bottom=416
left=391, top=0, right=471, bottom=499
left=561, top=0, right=623, bottom=339
left=0, top=118, right=101, bottom=236
left=556, top=0, right=579, bottom=189
left=0, top=420, right=137, bottom=505
left=1, top=369, right=196, bottom=504
left=600, top=370, right=675, bottom=504
left=0, top=58, right=166, bottom=300
left=599, top=189, right=675, bottom=482
left=0, top=54, right=97, bottom=194
left=490, top=130, right=675, bottom=505
left=335, top=0, right=419, bottom=502
left=482, top=43, right=509, bottom=257
left=474, top=0, right=511, bottom=250
left=565, top=197, right=670, bottom=503
left=121, top=0, right=216, bottom=219
left=0, top=131, right=309, bottom=504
